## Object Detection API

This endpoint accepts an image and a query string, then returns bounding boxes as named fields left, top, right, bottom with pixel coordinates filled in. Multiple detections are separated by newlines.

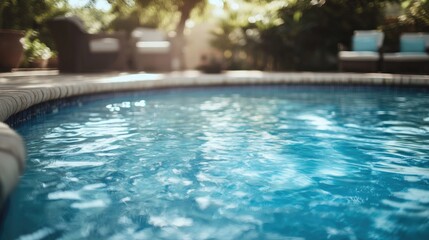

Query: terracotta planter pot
left=28, top=58, right=48, bottom=68
left=0, top=29, right=25, bottom=72
left=48, top=56, right=58, bottom=68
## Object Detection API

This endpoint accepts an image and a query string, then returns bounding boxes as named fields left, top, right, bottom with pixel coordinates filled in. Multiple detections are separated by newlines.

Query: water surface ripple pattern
left=1, top=86, right=429, bottom=239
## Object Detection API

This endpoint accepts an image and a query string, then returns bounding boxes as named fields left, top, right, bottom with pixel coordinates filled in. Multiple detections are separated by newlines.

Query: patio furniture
left=131, top=27, right=172, bottom=72
left=48, top=16, right=128, bottom=73
left=338, top=30, right=384, bottom=72
left=383, top=33, right=429, bottom=74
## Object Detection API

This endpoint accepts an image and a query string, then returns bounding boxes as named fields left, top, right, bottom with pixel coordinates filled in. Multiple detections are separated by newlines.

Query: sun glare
left=68, top=0, right=111, bottom=11
left=209, top=0, right=224, bottom=8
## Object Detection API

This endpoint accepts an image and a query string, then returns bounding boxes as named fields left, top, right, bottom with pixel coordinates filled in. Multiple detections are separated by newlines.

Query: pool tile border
left=0, top=71, right=429, bottom=207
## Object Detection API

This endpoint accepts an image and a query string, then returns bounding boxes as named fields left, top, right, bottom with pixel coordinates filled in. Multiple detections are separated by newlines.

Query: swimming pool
left=1, top=85, right=429, bottom=239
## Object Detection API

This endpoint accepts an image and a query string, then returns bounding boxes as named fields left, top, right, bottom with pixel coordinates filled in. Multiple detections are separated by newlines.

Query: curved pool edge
left=0, top=71, right=429, bottom=208
left=0, top=122, right=25, bottom=207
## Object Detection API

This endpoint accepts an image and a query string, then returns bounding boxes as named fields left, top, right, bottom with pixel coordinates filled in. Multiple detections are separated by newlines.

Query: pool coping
left=1, top=70, right=429, bottom=207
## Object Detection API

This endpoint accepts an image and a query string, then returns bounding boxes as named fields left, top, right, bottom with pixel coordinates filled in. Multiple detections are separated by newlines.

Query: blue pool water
left=1, top=86, right=429, bottom=239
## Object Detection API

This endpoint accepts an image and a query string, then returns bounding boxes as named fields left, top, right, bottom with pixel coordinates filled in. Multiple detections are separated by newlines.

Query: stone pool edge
left=1, top=71, right=429, bottom=208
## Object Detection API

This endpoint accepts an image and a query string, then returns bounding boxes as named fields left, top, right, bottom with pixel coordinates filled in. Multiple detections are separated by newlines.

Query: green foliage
left=401, top=0, right=429, bottom=27
left=209, top=0, right=283, bottom=70
left=135, top=0, right=181, bottom=30
left=210, top=0, right=427, bottom=71
left=210, top=13, right=247, bottom=69
left=0, top=0, right=68, bottom=30
left=109, top=9, right=141, bottom=36
left=273, top=0, right=390, bottom=70
left=2, top=0, right=428, bottom=71
left=109, top=0, right=206, bottom=32
left=381, top=0, right=429, bottom=52
left=70, top=6, right=115, bottom=33
left=22, top=30, right=52, bottom=67
left=0, top=0, right=68, bottom=51
left=268, top=0, right=403, bottom=71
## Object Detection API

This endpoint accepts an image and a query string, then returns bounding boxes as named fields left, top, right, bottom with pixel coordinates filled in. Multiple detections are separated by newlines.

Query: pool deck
left=1, top=70, right=429, bottom=207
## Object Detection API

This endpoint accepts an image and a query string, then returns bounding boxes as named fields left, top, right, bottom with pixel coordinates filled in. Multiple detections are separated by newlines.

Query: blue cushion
left=400, top=37, right=425, bottom=52
left=352, top=36, right=378, bottom=52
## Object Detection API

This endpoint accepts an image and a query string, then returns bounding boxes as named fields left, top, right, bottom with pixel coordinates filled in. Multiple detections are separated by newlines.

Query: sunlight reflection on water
left=2, top=86, right=429, bottom=240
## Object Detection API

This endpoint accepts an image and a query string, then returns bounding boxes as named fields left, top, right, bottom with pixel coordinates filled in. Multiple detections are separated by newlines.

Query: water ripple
left=4, top=86, right=429, bottom=240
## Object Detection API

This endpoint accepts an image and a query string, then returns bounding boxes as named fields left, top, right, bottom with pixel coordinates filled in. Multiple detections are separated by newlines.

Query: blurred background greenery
left=0, top=0, right=428, bottom=71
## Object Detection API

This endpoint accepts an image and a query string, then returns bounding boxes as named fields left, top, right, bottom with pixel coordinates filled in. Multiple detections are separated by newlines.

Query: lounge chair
left=383, top=33, right=429, bottom=74
left=48, top=16, right=128, bottom=73
left=131, top=27, right=172, bottom=72
left=338, top=30, right=384, bottom=72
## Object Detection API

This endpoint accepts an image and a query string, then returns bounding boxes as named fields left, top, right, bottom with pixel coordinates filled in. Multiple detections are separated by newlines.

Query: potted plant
left=0, top=1, right=25, bottom=71
left=21, top=31, right=52, bottom=68
left=0, top=0, right=65, bottom=71
left=48, top=52, right=58, bottom=68
left=0, top=30, right=24, bottom=71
